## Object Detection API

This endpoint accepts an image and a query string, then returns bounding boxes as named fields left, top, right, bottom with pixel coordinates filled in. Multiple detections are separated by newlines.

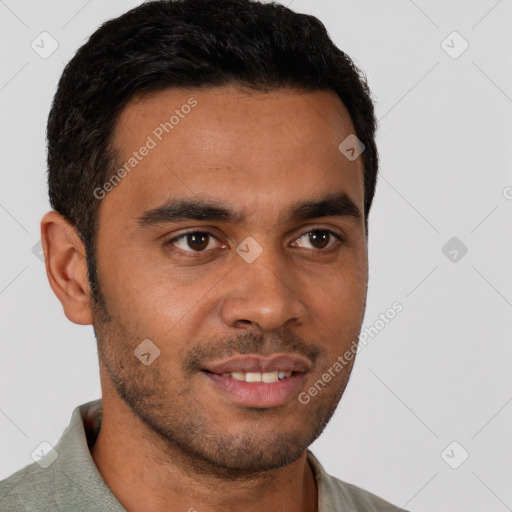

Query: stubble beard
left=90, top=292, right=357, bottom=480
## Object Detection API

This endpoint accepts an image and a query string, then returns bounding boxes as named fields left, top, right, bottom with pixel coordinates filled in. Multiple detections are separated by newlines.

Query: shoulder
left=307, top=450, right=408, bottom=512
left=0, top=400, right=120, bottom=512
left=321, top=474, right=407, bottom=512
left=0, top=459, right=65, bottom=512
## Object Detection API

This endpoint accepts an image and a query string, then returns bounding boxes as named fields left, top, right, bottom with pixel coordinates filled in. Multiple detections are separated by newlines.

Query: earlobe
left=41, top=211, right=94, bottom=325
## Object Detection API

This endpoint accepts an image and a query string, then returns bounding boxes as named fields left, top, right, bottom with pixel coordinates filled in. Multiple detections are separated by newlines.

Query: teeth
left=262, top=371, right=279, bottom=383
left=221, top=371, right=292, bottom=382
left=245, top=372, right=261, bottom=383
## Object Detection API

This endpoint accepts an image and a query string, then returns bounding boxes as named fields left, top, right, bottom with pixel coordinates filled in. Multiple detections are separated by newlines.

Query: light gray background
left=1, top=0, right=511, bottom=510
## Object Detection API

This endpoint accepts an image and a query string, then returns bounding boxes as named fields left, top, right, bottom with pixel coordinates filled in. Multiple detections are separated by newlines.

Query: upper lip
left=202, top=354, right=312, bottom=374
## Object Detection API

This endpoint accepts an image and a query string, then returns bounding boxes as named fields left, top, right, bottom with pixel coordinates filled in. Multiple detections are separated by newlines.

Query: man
left=0, top=0, right=408, bottom=510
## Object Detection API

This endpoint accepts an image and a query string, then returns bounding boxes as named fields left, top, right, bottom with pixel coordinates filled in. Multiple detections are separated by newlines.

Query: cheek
left=339, top=257, right=368, bottom=310
left=310, top=255, right=368, bottom=343
left=313, top=242, right=367, bottom=301
left=98, top=254, right=216, bottom=358
left=318, top=281, right=365, bottom=331
left=93, top=243, right=171, bottom=337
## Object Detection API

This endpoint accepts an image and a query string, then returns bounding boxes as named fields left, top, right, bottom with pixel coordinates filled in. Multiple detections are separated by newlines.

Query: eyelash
left=165, top=228, right=344, bottom=258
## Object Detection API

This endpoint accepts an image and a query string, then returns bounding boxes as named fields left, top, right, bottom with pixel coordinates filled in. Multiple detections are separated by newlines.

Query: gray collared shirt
left=0, top=400, right=407, bottom=511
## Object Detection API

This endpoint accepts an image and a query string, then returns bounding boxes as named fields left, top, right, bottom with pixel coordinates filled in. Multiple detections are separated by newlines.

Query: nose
left=219, top=247, right=308, bottom=332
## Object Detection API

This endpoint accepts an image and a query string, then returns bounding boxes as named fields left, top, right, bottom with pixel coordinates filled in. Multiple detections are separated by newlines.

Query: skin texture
left=41, top=84, right=368, bottom=512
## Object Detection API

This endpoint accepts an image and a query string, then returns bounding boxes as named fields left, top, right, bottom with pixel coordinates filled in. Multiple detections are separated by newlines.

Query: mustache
left=182, top=330, right=323, bottom=375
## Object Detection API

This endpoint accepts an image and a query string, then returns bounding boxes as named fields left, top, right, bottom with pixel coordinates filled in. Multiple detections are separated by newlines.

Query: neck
left=90, top=392, right=318, bottom=512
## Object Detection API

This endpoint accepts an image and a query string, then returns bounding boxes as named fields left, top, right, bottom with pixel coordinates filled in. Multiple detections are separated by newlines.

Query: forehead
left=102, top=84, right=364, bottom=224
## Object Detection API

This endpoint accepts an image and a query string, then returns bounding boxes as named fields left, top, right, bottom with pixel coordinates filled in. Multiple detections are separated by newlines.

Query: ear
left=41, top=211, right=93, bottom=325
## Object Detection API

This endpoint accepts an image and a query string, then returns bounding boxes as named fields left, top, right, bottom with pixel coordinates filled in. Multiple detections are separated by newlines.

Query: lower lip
left=202, top=371, right=306, bottom=408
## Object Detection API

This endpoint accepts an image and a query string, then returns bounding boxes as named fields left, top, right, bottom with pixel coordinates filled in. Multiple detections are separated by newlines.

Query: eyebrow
left=136, top=192, right=362, bottom=228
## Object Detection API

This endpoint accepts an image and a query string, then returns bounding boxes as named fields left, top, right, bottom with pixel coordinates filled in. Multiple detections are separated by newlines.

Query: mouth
left=204, top=369, right=295, bottom=383
left=200, top=354, right=310, bottom=408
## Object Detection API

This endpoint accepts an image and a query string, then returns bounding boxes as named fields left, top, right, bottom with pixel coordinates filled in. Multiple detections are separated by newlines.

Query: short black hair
left=46, top=0, right=378, bottom=304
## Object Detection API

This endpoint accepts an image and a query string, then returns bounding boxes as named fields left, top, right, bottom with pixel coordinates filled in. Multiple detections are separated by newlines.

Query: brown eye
left=309, top=230, right=329, bottom=249
left=168, top=231, right=222, bottom=253
left=293, top=229, right=342, bottom=251
left=184, top=232, right=210, bottom=251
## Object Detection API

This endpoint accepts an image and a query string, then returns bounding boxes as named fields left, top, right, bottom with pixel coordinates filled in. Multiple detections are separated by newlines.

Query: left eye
left=291, top=229, right=342, bottom=251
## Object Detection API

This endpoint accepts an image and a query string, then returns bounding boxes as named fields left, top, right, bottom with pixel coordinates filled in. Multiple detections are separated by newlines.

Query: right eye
left=166, top=230, right=226, bottom=256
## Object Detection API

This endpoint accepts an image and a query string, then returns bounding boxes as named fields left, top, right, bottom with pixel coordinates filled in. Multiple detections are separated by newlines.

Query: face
left=91, top=84, right=368, bottom=476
